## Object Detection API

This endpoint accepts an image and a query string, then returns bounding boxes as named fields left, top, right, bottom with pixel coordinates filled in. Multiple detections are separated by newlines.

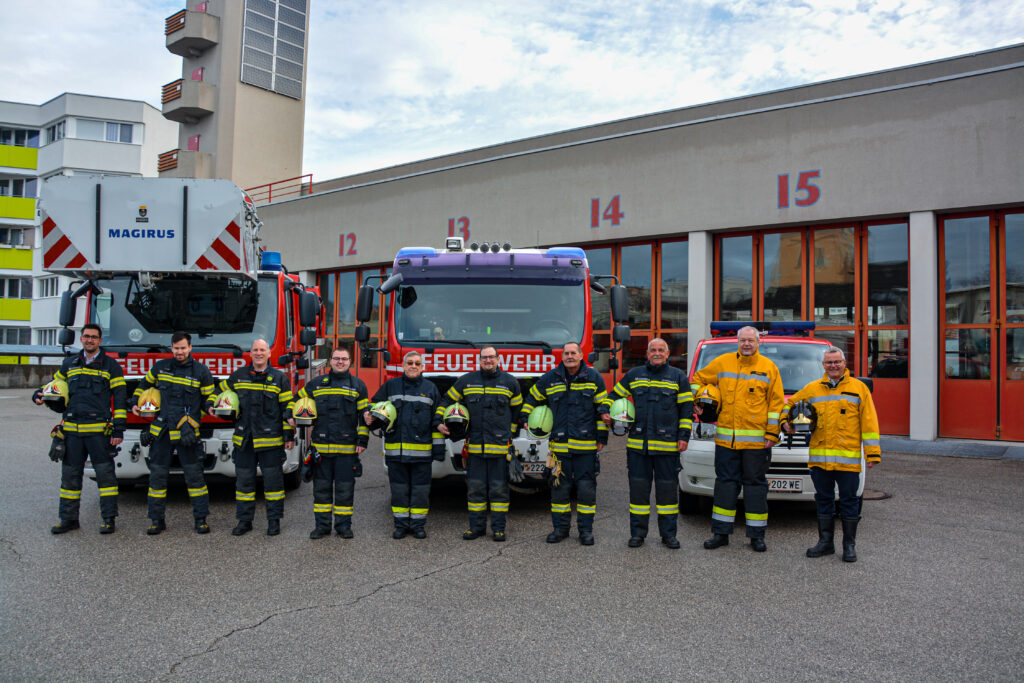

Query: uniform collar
left=819, top=369, right=850, bottom=387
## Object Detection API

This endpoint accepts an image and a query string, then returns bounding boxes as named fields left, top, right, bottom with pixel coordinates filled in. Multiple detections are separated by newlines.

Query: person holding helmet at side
left=692, top=325, right=785, bottom=553
left=133, top=331, right=217, bottom=536
left=363, top=351, right=445, bottom=540
left=522, top=341, right=610, bottom=546
left=782, top=346, right=881, bottom=562
left=437, top=345, right=523, bottom=542
left=219, top=338, right=297, bottom=537
left=611, top=338, right=694, bottom=549
left=34, top=324, right=126, bottom=535
left=295, top=346, right=369, bottom=539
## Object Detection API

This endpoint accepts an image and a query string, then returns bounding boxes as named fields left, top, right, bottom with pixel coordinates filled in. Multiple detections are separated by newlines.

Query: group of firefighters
left=34, top=324, right=880, bottom=562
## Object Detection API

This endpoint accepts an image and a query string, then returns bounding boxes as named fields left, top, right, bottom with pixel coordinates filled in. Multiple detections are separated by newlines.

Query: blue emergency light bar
left=544, top=247, right=586, bottom=260
left=710, top=321, right=815, bottom=337
left=260, top=250, right=283, bottom=271
left=396, top=247, right=439, bottom=259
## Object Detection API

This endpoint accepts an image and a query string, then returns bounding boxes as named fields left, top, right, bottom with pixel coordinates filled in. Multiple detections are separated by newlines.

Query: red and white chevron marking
left=195, top=221, right=242, bottom=271
left=42, top=217, right=92, bottom=270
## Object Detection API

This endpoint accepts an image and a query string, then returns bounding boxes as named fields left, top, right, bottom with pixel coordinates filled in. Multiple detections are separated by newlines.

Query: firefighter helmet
left=787, top=400, right=817, bottom=434
left=525, top=405, right=554, bottom=440
left=368, top=401, right=397, bottom=433
left=213, top=389, right=240, bottom=419
left=608, top=397, right=635, bottom=436
left=442, top=402, right=469, bottom=441
left=137, top=388, right=161, bottom=417
left=41, top=379, right=69, bottom=403
left=291, top=396, right=318, bottom=426
left=695, top=384, right=722, bottom=423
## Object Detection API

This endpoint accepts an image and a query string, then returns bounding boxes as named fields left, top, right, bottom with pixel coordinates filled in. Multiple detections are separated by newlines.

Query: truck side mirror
left=299, top=329, right=317, bottom=346
left=295, top=357, right=309, bottom=370
left=58, top=291, right=77, bottom=328
left=298, top=290, right=319, bottom=328
left=354, top=324, right=371, bottom=343
left=58, top=328, right=75, bottom=346
left=379, top=272, right=404, bottom=294
left=613, top=324, right=631, bottom=343
left=609, top=285, right=628, bottom=324
left=356, top=285, right=375, bottom=322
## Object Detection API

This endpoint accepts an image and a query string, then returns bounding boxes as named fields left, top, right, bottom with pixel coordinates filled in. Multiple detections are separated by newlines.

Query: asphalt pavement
left=1, top=388, right=1022, bottom=682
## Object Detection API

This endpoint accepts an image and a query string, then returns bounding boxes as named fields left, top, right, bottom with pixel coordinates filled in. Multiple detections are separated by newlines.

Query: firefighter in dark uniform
left=522, top=341, right=610, bottom=546
left=437, top=345, right=523, bottom=542
left=296, top=346, right=368, bottom=539
left=611, top=337, right=693, bottom=549
left=132, top=331, right=217, bottom=535
left=218, top=338, right=295, bottom=537
left=34, top=324, right=126, bottom=534
left=364, top=350, right=445, bottom=539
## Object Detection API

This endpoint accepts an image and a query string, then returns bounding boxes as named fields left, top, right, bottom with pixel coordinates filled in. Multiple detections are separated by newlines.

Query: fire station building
left=259, top=44, right=1024, bottom=444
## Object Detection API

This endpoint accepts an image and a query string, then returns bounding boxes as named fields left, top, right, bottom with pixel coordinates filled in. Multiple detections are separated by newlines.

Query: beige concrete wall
left=259, top=52, right=1024, bottom=272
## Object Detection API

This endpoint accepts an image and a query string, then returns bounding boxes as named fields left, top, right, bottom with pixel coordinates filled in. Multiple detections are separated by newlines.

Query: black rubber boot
left=267, top=519, right=281, bottom=536
left=232, top=521, right=253, bottom=536
left=703, top=533, right=729, bottom=549
left=194, top=518, right=210, bottom=535
left=146, top=519, right=167, bottom=536
left=841, top=517, right=859, bottom=562
left=806, top=516, right=836, bottom=558
left=99, top=518, right=116, bottom=535
left=546, top=528, right=569, bottom=543
left=51, top=519, right=80, bottom=535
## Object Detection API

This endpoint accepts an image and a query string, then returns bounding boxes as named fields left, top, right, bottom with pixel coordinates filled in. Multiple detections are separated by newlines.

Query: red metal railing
left=165, top=10, right=186, bottom=35
left=162, top=79, right=183, bottom=104
left=244, top=174, right=313, bottom=205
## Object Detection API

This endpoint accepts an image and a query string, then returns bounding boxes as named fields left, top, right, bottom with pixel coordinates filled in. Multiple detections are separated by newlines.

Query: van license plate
left=768, top=476, right=802, bottom=492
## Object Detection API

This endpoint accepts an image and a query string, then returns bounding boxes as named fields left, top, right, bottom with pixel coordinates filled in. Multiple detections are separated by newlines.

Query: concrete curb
left=881, top=437, right=1024, bottom=460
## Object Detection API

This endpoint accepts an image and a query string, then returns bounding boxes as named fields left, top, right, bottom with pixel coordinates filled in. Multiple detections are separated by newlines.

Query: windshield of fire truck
left=393, top=282, right=585, bottom=347
left=89, top=275, right=279, bottom=350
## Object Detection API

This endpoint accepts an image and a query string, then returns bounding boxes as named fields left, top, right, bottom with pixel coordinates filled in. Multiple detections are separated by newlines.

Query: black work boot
left=393, top=527, right=410, bottom=539
left=546, top=528, right=569, bottom=543
left=194, top=518, right=210, bottom=535
left=99, top=518, right=116, bottom=535
left=703, top=533, right=729, bottom=549
left=661, top=536, right=681, bottom=549
left=232, top=521, right=253, bottom=536
left=806, top=516, right=836, bottom=558
left=336, top=525, right=353, bottom=539
left=51, top=519, right=80, bottom=535
left=841, top=517, right=859, bottom=562
left=627, top=536, right=644, bottom=548
left=578, top=529, right=595, bottom=546
left=309, top=527, right=330, bottom=540
left=146, top=519, right=167, bottom=536
left=267, top=519, right=281, bottom=536
left=412, top=527, right=427, bottom=539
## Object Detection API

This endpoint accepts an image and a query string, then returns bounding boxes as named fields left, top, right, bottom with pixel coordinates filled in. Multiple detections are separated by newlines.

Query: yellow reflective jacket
left=783, top=370, right=881, bottom=472
left=691, top=350, right=784, bottom=450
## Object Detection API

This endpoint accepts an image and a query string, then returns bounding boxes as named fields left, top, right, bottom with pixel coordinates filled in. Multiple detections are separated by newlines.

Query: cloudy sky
left=1, top=0, right=1022, bottom=182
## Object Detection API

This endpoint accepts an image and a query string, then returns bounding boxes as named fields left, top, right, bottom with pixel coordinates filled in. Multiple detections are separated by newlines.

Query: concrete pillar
left=687, top=230, right=714, bottom=371
left=908, top=211, right=938, bottom=441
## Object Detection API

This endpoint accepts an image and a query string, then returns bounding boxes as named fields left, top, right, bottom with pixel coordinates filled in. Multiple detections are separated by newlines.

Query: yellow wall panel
left=0, top=144, right=38, bottom=169
left=0, top=246, right=34, bottom=270
left=0, top=299, right=32, bottom=321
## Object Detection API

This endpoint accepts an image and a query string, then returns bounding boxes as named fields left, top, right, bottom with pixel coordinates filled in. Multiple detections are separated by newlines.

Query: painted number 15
left=777, top=170, right=821, bottom=208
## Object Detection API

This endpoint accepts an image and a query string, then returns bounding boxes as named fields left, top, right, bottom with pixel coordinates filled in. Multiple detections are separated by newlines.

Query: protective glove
left=353, top=457, right=363, bottom=478
left=508, top=455, right=525, bottom=484
left=48, top=425, right=65, bottom=462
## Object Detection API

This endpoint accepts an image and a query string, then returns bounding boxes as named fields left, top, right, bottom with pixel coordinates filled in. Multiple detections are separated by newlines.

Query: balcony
left=158, top=149, right=214, bottom=179
left=162, top=79, right=217, bottom=124
left=165, top=9, right=220, bottom=58
left=0, top=197, right=36, bottom=221
left=0, top=144, right=38, bottom=171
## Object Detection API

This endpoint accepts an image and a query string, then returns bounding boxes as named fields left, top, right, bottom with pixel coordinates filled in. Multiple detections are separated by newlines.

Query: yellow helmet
left=695, top=384, right=722, bottom=423
left=292, top=396, right=318, bottom=425
left=41, top=379, right=69, bottom=402
left=213, top=390, right=240, bottom=418
left=137, top=387, right=161, bottom=417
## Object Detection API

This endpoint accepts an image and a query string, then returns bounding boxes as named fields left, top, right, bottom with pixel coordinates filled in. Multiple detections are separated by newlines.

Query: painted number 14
left=591, top=196, right=624, bottom=228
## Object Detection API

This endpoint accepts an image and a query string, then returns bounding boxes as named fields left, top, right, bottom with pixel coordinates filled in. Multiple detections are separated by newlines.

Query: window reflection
left=337, top=271, right=357, bottom=337
left=763, top=231, right=802, bottom=321
left=1006, top=213, right=1024, bottom=324
left=660, top=241, right=688, bottom=329
left=1005, top=328, right=1024, bottom=380
left=866, top=329, right=909, bottom=378
left=621, top=244, right=652, bottom=329
left=868, top=223, right=908, bottom=325
left=944, top=217, right=991, bottom=324
left=662, top=332, right=688, bottom=372
left=586, top=248, right=612, bottom=332
left=944, top=328, right=991, bottom=379
left=814, top=228, right=855, bottom=325
left=719, top=235, right=752, bottom=321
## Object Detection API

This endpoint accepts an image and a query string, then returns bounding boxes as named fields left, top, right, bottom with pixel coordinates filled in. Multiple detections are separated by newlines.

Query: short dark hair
left=331, top=346, right=351, bottom=359
left=172, top=331, right=191, bottom=345
left=81, top=323, right=102, bottom=337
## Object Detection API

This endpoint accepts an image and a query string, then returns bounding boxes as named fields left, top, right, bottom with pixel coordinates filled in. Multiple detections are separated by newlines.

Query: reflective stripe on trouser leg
left=60, top=434, right=89, bottom=520
left=180, top=442, right=209, bottom=518
left=388, top=460, right=412, bottom=530
left=655, top=455, right=680, bottom=538
left=627, top=449, right=654, bottom=538
left=711, top=445, right=742, bottom=535
left=234, top=441, right=258, bottom=522
left=313, top=456, right=335, bottom=529
left=409, top=461, right=432, bottom=530
left=740, top=447, right=771, bottom=539
left=92, top=439, right=119, bottom=519
left=574, top=453, right=598, bottom=532
left=147, top=433, right=174, bottom=521
left=550, top=455, right=573, bottom=531
left=465, top=455, right=488, bottom=533
left=487, top=456, right=510, bottom=533
left=332, top=455, right=357, bottom=530
left=258, top=447, right=286, bottom=521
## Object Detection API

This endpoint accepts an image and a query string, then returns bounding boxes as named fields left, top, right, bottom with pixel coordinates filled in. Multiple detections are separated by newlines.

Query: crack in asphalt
left=160, top=548, right=502, bottom=680
left=0, top=537, right=21, bottom=561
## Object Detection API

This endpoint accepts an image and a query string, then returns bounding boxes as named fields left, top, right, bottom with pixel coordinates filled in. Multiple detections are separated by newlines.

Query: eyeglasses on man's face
left=81, top=334, right=101, bottom=340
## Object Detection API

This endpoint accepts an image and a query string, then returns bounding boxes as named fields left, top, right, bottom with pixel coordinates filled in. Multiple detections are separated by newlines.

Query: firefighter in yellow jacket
left=783, top=345, right=880, bottom=562
left=691, top=326, right=784, bottom=552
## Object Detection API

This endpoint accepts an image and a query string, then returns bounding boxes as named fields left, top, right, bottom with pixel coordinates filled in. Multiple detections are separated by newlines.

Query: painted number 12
left=778, top=170, right=821, bottom=208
